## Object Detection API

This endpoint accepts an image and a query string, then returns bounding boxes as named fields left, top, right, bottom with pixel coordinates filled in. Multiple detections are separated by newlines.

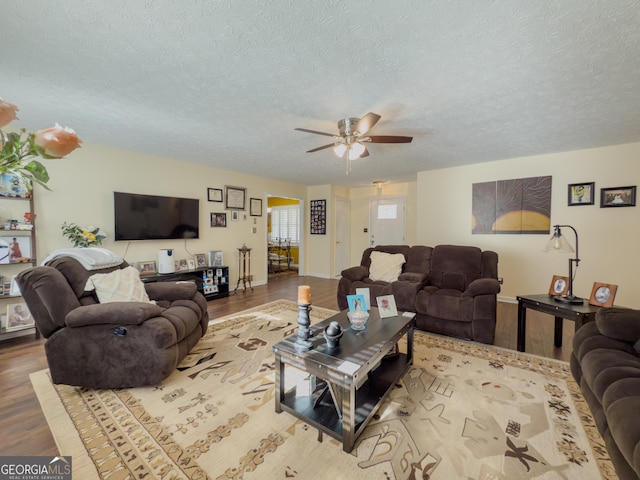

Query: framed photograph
left=0, top=235, right=32, bottom=264
left=231, top=210, right=239, bottom=222
left=310, top=199, right=326, bottom=235
left=207, top=188, right=223, bottom=202
left=600, top=186, right=636, bottom=207
left=194, top=253, right=207, bottom=268
left=187, top=259, right=195, bottom=270
left=177, top=259, right=188, bottom=271
left=347, top=294, right=367, bottom=313
left=210, top=212, right=227, bottom=227
left=568, top=182, right=595, bottom=206
left=6, top=302, right=34, bottom=331
left=250, top=198, right=262, bottom=217
left=548, top=275, right=569, bottom=296
left=209, top=250, right=224, bottom=266
left=589, top=282, right=618, bottom=307
left=137, top=260, right=156, bottom=275
left=377, top=295, right=398, bottom=318
left=225, top=185, right=246, bottom=210
left=355, top=288, right=371, bottom=310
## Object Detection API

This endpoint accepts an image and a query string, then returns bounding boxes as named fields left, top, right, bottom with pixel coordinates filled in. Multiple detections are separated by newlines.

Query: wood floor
left=0, top=274, right=576, bottom=456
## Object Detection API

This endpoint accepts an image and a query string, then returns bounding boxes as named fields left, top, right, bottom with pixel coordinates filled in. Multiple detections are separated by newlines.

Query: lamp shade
left=543, top=226, right=575, bottom=253
left=348, top=142, right=365, bottom=159
left=333, top=144, right=347, bottom=158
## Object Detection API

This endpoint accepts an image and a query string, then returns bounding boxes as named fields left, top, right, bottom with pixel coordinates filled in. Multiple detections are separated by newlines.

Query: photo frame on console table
left=225, top=186, right=246, bottom=210
left=548, top=275, right=569, bottom=296
left=589, top=282, right=617, bottom=307
left=600, top=186, right=636, bottom=207
left=137, top=261, right=156, bottom=276
left=568, top=182, right=595, bottom=206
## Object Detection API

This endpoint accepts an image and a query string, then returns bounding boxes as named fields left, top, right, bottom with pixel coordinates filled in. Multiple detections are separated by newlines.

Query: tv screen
left=114, top=192, right=199, bottom=241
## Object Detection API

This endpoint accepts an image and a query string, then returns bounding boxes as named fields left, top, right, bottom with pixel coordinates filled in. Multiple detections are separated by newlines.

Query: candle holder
left=294, top=302, right=313, bottom=352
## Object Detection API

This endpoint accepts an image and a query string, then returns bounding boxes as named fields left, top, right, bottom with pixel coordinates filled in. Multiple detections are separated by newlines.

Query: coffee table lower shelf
left=277, top=353, right=411, bottom=451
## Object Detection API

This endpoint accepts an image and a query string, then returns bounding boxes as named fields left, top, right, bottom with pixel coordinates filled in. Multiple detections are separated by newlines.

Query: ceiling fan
left=295, top=112, right=413, bottom=173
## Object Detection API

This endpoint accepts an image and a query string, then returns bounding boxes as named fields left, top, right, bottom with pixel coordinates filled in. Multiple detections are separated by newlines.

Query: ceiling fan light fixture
left=333, top=144, right=347, bottom=158
left=348, top=142, right=365, bottom=160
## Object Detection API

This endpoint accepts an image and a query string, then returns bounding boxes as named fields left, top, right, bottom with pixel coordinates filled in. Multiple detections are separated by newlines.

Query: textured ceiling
left=2, top=1, right=640, bottom=188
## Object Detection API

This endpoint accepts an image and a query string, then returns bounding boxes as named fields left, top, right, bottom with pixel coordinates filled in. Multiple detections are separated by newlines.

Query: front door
left=369, top=197, right=406, bottom=246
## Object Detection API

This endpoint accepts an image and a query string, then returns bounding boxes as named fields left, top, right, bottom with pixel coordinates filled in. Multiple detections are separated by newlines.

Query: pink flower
left=0, top=98, right=19, bottom=128
left=34, top=123, right=82, bottom=158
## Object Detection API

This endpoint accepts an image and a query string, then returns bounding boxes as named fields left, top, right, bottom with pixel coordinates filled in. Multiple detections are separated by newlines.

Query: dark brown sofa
left=16, top=257, right=209, bottom=389
left=337, top=244, right=500, bottom=344
left=570, top=308, right=640, bottom=480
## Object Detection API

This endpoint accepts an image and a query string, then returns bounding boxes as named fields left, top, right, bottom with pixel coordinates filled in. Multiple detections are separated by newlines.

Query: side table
left=234, top=245, right=253, bottom=293
left=516, top=294, right=603, bottom=352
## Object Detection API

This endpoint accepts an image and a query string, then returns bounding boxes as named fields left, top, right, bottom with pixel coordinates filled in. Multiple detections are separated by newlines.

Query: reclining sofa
left=337, top=244, right=500, bottom=344
left=17, top=256, right=209, bottom=388
left=570, top=307, right=640, bottom=480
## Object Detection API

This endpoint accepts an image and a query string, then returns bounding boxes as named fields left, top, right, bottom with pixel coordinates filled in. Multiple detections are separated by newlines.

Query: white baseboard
left=498, top=294, right=518, bottom=304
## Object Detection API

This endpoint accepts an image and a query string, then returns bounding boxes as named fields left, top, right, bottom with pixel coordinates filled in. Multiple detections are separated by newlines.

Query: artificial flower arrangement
left=0, top=97, right=82, bottom=189
left=61, top=222, right=107, bottom=248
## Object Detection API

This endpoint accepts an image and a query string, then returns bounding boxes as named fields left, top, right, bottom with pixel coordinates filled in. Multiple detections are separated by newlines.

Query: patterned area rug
left=30, top=300, right=616, bottom=479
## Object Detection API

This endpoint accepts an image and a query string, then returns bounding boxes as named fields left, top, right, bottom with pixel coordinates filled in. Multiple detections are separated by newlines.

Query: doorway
left=369, top=197, right=406, bottom=247
left=267, top=195, right=303, bottom=278
left=334, top=197, right=350, bottom=276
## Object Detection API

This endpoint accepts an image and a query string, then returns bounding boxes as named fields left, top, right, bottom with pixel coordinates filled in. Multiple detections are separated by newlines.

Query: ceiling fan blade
left=359, top=147, right=369, bottom=158
left=295, top=128, right=337, bottom=138
left=306, top=143, right=337, bottom=153
left=355, top=112, right=381, bottom=135
left=365, top=135, right=413, bottom=143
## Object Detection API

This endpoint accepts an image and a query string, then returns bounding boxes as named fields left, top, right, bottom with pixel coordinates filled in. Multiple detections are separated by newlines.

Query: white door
left=369, top=197, right=406, bottom=246
left=334, top=198, right=350, bottom=276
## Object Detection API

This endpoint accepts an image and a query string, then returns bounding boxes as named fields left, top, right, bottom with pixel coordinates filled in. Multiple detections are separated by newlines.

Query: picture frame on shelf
left=0, top=174, right=30, bottom=198
left=6, top=302, right=34, bottom=331
left=589, top=282, right=618, bottom=307
left=207, top=187, right=223, bottom=202
left=137, top=260, right=156, bottom=276
left=210, top=212, right=227, bottom=227
left=177, top=259, right=188, bottom=271
left=568, top=182, right=595, bottom=206
left=250, top=198, right=262, bottom=216
left=194, top=253, right=207, bottom=268
left=209, top=250, right=224, bottom=266
left=600, top=186, right=636, bottom=207
left=225, top=185, right=246, bottom=210
left=548, top=275, right=569, bottom=296
left=187, top=259, right=196, bottom=270
left=0, top=235, right=32, bottom=264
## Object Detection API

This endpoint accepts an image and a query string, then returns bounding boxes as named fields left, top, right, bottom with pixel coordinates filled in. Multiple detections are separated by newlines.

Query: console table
left=140, top=266, right=229, bottom=301
left=516, top=294, right=603, bottom=352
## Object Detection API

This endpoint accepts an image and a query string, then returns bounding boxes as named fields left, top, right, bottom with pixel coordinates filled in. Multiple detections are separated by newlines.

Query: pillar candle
left=298, top=285, right=311, bottom=304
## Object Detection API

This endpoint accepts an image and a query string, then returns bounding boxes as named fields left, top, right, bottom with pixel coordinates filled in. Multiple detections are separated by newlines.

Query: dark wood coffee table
left=273, top=308, right=414, bottom=452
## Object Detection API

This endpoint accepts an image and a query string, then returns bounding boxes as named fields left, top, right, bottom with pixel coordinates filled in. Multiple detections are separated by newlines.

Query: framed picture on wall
left=600, top=186, right=636, bottom=207
left=207, top=188, right=223, bottom=202
left=210, top=213, right=227, bottom=227
left=310, top=199, right=326, bottom=235
left=250, top=198, right=262, bottom=216
left=225, top=185, right=246, bottom=210
left=568, top=182, right=595, bottom=206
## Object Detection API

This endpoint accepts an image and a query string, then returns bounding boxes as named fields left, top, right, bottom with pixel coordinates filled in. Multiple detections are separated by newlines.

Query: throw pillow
left=369, top=251, right=405, bottom=283
left=85, top=266, right=154, bottom=304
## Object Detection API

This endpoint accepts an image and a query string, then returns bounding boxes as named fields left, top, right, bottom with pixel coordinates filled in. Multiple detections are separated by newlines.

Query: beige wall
left=35, top=142, right=305, bottom=287
left=416, top=142, right=640, bottom=308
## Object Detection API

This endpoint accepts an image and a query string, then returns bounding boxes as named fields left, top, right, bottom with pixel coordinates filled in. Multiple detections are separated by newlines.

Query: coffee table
left=273, top=308, right=414, bottom=452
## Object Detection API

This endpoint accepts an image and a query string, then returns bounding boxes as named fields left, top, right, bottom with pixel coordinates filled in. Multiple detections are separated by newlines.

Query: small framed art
left=137, top=261, right=156, bottom=275
left=310, top=199, right=326, bottom=235
left=225, top=185, right=246, bottom=210
left=377, top=294, right=398, bottom=318
left=250, top=198, right=262, bottom=216
left=568, top=182, right=595, bottom=206
left=600, top=186, right=636, bottom=207
left=231, top=211, right=239, bottom=222
left=194, top=253, right=207, bottom=268
left=548, top=275, right=569, bottom=296
left=6, top=302, right=34, bottom=331
left=347, top=294, right=367, bottom=312
left=207, top=188, right=223, bottom=202
left=211, top=213, right=227, bottom=227
left=589, top=282, right=617, bottom=307
left=209, top=250, right=224, bottom=266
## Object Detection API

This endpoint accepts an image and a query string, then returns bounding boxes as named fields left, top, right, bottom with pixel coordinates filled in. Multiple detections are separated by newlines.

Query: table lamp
left=543, top=224, right=583, bottom=304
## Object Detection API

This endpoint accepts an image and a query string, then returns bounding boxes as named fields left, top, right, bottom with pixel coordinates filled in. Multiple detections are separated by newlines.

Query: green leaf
left=23, top=160, right=50, bottom=183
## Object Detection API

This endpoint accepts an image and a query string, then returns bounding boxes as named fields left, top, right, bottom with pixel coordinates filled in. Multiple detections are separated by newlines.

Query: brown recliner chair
left=16, top=257, right=209, bottom=389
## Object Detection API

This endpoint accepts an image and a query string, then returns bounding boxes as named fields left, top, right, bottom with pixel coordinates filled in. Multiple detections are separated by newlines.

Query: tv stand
left=141, top=266, right=229, bottom=301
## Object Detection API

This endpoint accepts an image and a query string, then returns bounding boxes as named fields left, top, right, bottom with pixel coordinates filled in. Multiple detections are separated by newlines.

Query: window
left=271, top=205, right=300, bottom=245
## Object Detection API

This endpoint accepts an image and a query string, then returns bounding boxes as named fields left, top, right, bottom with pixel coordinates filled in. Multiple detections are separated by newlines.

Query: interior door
left=334, top=198, right=350, bottom=276
left=369, top=197, right=406, bottom=246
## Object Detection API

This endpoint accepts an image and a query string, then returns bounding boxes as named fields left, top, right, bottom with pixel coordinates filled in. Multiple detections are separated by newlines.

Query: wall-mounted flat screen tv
left=114, top=192, right=199, bottom=241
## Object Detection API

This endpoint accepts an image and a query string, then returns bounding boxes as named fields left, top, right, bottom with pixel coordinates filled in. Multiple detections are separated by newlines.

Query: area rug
left=30, top=300, right=617, bottom=479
